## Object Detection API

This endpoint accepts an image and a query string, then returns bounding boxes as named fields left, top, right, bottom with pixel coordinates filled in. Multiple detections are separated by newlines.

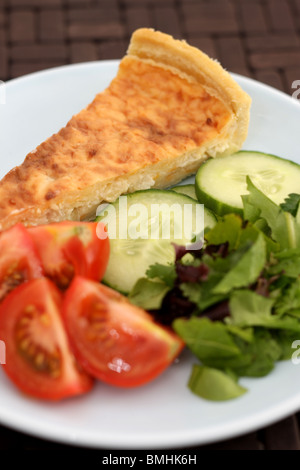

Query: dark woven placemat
left=1, top=0, right=300, bottom=95
left=0, top=0, right=300, bottom=451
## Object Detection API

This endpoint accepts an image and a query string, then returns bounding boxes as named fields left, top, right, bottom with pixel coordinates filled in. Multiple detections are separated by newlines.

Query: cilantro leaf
left=280, top=193, right=300, bottom=216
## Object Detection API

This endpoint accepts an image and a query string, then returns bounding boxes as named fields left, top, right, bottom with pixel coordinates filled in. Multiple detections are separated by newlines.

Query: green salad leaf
left=146, top=263, right=176, bottom=288
left=228, top=289, right=300, bottom=332
left=212, top=234, right=266, bottom=294
left=280, top=193, right=300, bottom=217
left=243, top=177, right=300, bottom=249
left=129, top=278, right=170, bottom=310
left=188, top=365, right=247, bottom=401
left=173, top=317, right=241, bottom=361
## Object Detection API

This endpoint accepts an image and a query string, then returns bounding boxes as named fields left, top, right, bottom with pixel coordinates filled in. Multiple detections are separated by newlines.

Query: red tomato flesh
left=28, top=221, right=109, bottom=289
left=0, top=224, right=43, bottom=301
left=62, top=277, right=184, bottom=387
left=0, top=278, right=93, bottom=400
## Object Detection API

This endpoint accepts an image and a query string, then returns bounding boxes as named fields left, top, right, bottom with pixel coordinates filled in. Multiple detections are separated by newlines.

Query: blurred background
left=0, top=0, right=300, bottom=95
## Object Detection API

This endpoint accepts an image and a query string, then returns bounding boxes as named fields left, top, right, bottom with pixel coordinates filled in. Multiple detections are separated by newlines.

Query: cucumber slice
left=195, top=151, right=300, bottom=216
left=171, top=184, right=197, bottom=200
left=96, top=189, right=216, bottom=294
left=171, top=184, right=218, bottom=210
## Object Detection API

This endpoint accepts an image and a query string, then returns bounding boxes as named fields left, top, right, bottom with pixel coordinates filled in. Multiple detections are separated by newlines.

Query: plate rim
left=0, top=381, right=299, bottom=450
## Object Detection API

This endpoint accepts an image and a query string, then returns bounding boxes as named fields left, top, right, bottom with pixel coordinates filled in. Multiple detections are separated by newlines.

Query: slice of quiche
left=0, top=28, right=251, bottom=231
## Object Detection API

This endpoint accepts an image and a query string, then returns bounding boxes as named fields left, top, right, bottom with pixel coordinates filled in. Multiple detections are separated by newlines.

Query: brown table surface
left=0, top=0, right=300, bottom=451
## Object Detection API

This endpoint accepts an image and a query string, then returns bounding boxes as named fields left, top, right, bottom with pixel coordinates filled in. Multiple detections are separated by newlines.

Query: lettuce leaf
left=129, top=278, right=170, bottom=310
left=212, top=233, right=266, bottom=294
left=188, top=365, right=247, bottom=401
left=173, top=317, right=241, bottom=360
left=228, top=289, right=300, bottom=332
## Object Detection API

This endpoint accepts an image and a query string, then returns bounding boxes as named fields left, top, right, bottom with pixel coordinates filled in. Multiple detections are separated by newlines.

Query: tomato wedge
left=0, top=278, right=93, bottom=400
left=62, top=277, right=184, bottom=387
left=28, top=221, right=109, bottom=289
left=0, top=224, right=43, bottom=301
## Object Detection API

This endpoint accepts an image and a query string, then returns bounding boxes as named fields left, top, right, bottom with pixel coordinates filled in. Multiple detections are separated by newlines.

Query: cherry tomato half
left=62, top=277, right=184, bottom=388
left=28, top=222, right=109, bottom=289
left=0, top=278, right=93, bottom=400
left=0, top=224, right=43, bottom=301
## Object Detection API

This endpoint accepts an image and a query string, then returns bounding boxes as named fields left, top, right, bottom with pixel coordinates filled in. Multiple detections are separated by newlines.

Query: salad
left=1, top=150, right=300, bottom=402
left=99, top=150, right=300, bottom=401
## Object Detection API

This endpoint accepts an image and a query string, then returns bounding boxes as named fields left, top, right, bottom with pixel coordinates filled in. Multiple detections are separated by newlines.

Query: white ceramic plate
left=0, top=61, right=300, bottom=450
